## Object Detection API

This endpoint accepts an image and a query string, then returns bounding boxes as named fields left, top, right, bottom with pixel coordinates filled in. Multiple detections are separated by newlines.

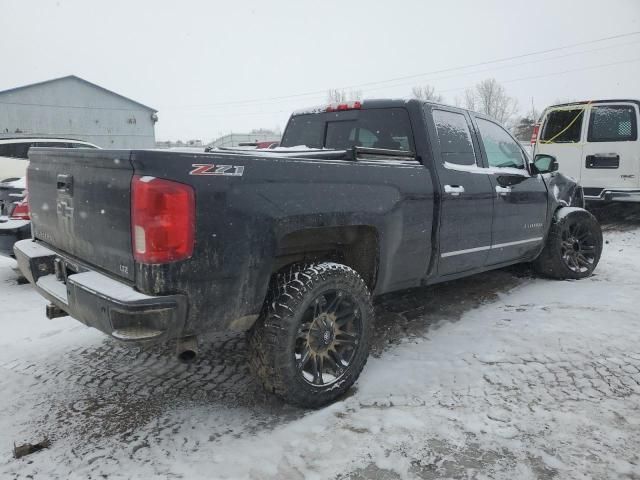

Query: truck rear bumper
left=585, top=188, right=640, bottom=203
left=13, top=239, right=187, bottom=342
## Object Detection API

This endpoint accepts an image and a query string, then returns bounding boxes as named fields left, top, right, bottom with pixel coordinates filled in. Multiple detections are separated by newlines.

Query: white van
left=0, top=138, right=99, bottom=182
left=533, top=100, right=640, bottom=202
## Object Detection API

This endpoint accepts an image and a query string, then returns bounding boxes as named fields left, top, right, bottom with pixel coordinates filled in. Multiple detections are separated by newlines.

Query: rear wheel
left=248, top=262, right=373, bottom=408
left=533, top=208, right=603, bottom=279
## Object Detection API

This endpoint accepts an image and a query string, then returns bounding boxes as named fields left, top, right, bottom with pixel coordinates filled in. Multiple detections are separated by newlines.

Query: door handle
left=495, top=185, right=512, bottom=196
left=444, top=185, right=465, bottom=196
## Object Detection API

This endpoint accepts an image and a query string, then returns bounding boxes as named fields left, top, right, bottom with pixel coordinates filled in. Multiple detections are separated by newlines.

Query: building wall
left=0, top=77, right=156, bottom=148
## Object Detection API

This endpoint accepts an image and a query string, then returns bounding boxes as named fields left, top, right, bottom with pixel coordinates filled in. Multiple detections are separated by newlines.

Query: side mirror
left=532, top=154, right=559, bottom=174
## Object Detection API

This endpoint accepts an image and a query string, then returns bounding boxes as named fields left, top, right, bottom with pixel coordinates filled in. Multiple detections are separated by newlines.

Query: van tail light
left=530, top=123, right=540, bottom=145
left=131, top=175, right=195, bottom=264
left=10, top=195, right=30, bottom=220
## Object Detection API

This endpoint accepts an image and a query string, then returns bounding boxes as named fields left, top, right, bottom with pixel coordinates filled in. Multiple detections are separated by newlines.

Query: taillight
left=530, top=123, right=540, bottom=145
left=10, top=195, right=30, bottom=220
left=131, top=175, right=195, bottom=264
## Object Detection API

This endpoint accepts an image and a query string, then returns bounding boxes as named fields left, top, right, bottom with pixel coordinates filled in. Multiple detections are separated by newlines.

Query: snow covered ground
left=1, top=217, right=639, bottom=479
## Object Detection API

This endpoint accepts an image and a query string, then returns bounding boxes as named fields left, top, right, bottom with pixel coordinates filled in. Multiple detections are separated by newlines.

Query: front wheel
left=533, top=208, right=603, bottom=279
left=248, top=262, right=373, bottom=408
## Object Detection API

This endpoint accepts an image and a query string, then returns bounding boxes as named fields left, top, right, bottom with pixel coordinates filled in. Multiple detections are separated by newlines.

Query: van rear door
left=580, top=102, right=640, bottom=197
left=535, top=106, right=588, bottom=183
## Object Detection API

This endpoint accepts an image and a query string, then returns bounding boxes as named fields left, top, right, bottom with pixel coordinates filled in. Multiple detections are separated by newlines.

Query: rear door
left=535, top=106, right=587, bottom=182
left=426, top=106, right=494, bottom=275
left=28, top=148, right=135, bottom=281
left=473, top=116, right=548, bottom=265
left=581, top=102, right=640, bottom=195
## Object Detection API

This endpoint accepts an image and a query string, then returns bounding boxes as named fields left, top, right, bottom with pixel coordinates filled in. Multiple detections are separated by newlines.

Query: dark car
left=0, top=179, right=30, bottom=257
left=15, top=99, right=602, bottom=407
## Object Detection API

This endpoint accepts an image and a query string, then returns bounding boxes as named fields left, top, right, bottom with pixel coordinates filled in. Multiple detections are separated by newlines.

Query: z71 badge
left=189, top=164, right=245, bottom=177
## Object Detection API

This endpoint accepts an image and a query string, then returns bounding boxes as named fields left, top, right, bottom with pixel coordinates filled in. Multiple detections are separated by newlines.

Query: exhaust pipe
left=176, top=335, right=198, bottom=363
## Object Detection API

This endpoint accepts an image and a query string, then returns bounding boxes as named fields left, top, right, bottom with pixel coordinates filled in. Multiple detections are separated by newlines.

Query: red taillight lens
left=530, top=123, right=540, bottom=145
left=10, top=195, right=30, bottom=220
left=131, top=175, right=195, bottom=264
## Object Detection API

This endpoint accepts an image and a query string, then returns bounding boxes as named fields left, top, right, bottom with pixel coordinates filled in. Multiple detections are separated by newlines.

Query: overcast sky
left=2, top=0, right=639, bottom=141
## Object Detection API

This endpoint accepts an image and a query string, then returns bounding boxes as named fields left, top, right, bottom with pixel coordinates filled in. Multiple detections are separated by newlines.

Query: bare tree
left=326, top=89, right=362, bottom=103
left=411, top=85, right=443, bottom=103
left=460, top=78, right=518, bottom=124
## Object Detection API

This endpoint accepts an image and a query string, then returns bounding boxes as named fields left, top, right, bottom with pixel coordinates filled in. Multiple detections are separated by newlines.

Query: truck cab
left=533, top=100, right=640, bottom=202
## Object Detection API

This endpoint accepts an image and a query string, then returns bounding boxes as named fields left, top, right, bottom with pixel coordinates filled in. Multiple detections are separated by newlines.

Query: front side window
left=540, top=108, right=585, bottom=143
left=432, top=110, right=476, bottom=166
left=476, top=118, right=526, bottom=170
left=588, top=105, right=637, bottom=142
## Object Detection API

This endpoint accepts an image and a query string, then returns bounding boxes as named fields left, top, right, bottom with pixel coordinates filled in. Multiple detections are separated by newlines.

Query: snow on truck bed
left=1, top=226, right=640, bottom=479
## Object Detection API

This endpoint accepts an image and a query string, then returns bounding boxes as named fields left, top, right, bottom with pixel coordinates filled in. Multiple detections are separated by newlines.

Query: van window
left=432, top=110, right=476, bottom=166
left=588, top=105, right=637, bottom=142
left=540, top=109, right=585, bottom=143
left=476, top=118, right=526, bottom=170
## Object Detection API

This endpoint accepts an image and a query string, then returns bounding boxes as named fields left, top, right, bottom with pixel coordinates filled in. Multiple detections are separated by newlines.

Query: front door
left=473, top=116, right=548, bottom=265
left=535, top=106, right=587, bottom=183
left=581, top=102, right=640, bottom=195
left=428, top=106, right=494, bottom=276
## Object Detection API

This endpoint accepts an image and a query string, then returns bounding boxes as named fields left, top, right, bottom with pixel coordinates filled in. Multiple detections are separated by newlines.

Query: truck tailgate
left=28, top=148, right=135, bottom=282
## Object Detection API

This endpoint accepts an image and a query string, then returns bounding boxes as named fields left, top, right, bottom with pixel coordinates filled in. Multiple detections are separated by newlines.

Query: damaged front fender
left=545, top=172, right=584, bottom=210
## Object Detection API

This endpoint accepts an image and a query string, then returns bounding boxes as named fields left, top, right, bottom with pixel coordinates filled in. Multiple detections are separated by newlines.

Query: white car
left=0, top=137, right=100, bottom=182
left=533, top=100, right=639, bottom=202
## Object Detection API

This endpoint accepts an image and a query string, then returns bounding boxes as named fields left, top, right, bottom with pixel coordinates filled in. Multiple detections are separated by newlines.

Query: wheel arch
left=272, top=225, right=380, bottom=290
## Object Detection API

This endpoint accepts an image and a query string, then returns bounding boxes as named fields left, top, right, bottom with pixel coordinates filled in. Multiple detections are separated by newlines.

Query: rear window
left=588, top=105, right=637, bottom=142
left=540, top=108, right=585, bottom=143
left=281, top=108, right=414, bottom=152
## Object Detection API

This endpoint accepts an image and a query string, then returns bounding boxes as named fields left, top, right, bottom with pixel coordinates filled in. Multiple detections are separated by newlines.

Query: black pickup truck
left=15, top=99, right=602, bottom=407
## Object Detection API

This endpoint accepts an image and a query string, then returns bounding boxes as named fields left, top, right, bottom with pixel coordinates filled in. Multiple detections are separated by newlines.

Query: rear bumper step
left=14, top=239, right=187, bottom=342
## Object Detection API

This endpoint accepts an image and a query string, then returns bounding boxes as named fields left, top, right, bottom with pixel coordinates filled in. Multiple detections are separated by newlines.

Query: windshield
left=281, top=108, right=415, bottom=151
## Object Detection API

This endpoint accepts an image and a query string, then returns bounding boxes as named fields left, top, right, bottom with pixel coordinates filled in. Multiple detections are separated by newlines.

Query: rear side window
left=281, top=108, right=414, bottom=152
left=540, top=109, right=585, bottom=143
left=0, top=142, right=32, bottom=159
left=588, top=105, right=637, bottom=142
left=432, top=110, right=476, bottom=166
left=476, top=118, right=526, bottom=170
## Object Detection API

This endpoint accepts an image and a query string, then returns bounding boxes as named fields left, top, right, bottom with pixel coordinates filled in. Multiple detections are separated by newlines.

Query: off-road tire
left=533, top=208, right=603, bottom=280
left=247, top=262, right=374, bottom=408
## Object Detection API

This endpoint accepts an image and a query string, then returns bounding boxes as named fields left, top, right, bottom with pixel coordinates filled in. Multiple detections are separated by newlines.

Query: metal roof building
left=0, top=75, right=157, bottom=148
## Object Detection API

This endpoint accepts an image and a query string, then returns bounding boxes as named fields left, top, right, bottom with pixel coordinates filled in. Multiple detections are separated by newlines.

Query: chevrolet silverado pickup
left=15, top=99, right=603, bottom=407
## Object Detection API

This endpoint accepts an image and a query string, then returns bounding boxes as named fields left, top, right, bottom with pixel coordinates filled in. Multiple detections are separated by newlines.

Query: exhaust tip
left=177, top=349, right=197, bottom=363
left=176, top=336, right=198, bottom=363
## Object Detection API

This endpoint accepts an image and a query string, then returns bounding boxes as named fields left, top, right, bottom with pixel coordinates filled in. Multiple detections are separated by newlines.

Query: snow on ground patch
left=1, top=228, right=639, bottom=479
